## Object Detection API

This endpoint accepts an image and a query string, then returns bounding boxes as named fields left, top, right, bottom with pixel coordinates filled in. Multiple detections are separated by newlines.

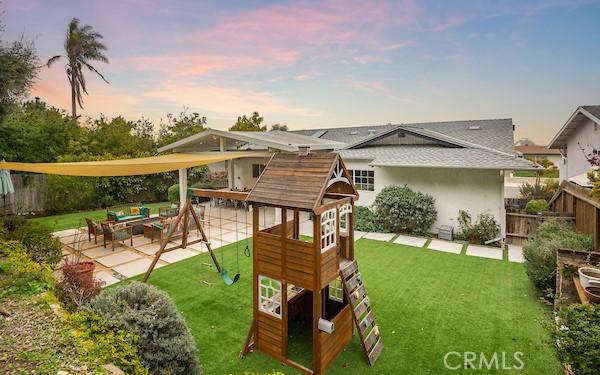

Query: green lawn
left=513, top=170, right=559, bottom=178
left=30, top=201, right=169, bottom=231
left=137, top=239, right=562, bottom=375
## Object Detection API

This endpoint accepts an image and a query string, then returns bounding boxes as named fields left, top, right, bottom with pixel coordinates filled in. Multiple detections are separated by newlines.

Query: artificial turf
left=138, top=238, right=562, bottom=374
left=30, top=201, right=169, bottom=231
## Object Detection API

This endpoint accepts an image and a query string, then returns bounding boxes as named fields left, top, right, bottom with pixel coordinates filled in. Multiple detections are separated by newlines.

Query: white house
left=514, top=145, right=562, bottom=167
left=549, top=105, right=600, bottom=185
left=159, top=119, right=538, bottom=236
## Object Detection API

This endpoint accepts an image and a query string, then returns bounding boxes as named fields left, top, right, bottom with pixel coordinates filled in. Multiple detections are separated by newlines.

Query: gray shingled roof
left=337, top=146, right=540, bottom=170
left=583, top=105, right=600, bottom=120
left=293, top=119, right=515, bottom=154
left=294, top=118, right=536, bottom=170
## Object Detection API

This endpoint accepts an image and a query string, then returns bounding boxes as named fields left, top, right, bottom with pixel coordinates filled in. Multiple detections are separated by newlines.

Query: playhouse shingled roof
left=247, top=152, right=353, bottom=211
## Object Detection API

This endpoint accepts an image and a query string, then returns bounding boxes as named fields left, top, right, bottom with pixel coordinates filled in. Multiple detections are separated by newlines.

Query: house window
left=328, top=277, right=344, bottom=302
left=252, top=164, right=266, bottom=178
left=339, top=203, right=352, bottom=235
left=258, top=275, right=282, bottom=318
left=350, top=169, right=374, bottom=191
left=321, top=208, right=336, bottom=250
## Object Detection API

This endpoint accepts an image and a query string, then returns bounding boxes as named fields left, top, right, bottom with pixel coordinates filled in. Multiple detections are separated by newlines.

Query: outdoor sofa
left=106, top=203, right=150, bottom=223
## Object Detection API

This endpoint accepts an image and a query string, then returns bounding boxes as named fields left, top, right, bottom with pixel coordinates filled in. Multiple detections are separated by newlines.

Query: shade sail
left=0, top=152, right=259, bottom=177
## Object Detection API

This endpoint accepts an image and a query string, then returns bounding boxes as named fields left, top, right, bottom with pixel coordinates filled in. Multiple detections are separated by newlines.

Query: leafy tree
left=270, top=123, right=288, bottom=131
left=0, top=99, right=82, bottom=162
left=229, top=111, right=266, bottom=131
left=46, top=18, right=109, bottom=118
left=158, top=110, right=207, bottom=147
left=85, top=115, right=155, bottom=157
left=0, top=19, right=39, bottom=120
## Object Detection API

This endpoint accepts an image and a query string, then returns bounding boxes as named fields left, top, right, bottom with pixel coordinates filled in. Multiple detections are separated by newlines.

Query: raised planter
left=578, top=267, right=600, bottom=289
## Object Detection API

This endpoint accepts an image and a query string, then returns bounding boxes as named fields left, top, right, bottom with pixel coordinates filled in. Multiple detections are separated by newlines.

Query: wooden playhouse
left=240, top=151, right=383, bottom=374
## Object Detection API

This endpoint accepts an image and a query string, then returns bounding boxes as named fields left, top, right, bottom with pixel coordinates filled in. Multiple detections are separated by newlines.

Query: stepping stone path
left=427, top=239, right=463, bottom=254
left=354, top=231, right=368, bottom=240
left=466, top=245, right=503, bottom=260
left=363, top=232, right=395, bottom=242
left=393, top=235, right=427, bottom=248
left=507, top=244, right=525, bottom=263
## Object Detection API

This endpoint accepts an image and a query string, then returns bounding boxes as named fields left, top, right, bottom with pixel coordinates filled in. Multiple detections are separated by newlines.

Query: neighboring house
left=514, top=145, right=562, bottom=166
left=549, top=105, right=600, bottom=184
left=159, top=119, right=538, bottom=236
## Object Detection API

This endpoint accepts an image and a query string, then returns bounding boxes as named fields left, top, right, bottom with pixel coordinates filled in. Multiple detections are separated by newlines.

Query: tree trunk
left=70, top=73, right=77, bottom=119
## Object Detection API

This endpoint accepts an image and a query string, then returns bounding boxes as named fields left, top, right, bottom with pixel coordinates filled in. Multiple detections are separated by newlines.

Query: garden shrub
left=90, top=281, right=201, bottom=375
left=525, top=199, right=551, bottom=212
left=0, top=240, right=54, bottom=298
left=168, top=183, right=180, bottom=203
left=56, top=262, right=104, bottom=311
left=519, top=181, right=558, bottom=201
left=555, top=304, right=600, bottom=374
left=68, top=309, right=148, bottom=374
left=523, top=219, right=593, bottom=295
left=455, top=210, right=500, bottom=245
left=0, top=215, right=62, bottom=266
left=371, top=185, right=437, bottom=235
left=353, top=205, right=380, bottom=232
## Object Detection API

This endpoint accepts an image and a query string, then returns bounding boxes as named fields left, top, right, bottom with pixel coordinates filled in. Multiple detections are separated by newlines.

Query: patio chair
left=85, top=217, right=105, bottom=244
left=159, top=204, right=179, bottom=218
left=101, top=222, right=133, bottom=251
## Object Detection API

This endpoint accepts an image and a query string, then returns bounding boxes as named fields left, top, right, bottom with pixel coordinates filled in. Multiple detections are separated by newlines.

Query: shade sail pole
left=178, top=168, right=187, bottom=207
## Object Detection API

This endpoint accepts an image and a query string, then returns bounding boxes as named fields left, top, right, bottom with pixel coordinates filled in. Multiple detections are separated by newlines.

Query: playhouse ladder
left=340, top=259, right=383, bottom=366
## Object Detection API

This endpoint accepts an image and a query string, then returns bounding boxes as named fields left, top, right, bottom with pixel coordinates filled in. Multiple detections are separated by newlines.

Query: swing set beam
left=142, top=199, right=221, bottom=282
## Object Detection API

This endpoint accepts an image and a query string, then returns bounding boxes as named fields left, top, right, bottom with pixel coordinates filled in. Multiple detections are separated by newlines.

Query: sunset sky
left=3, top=0, right=600, bottom=143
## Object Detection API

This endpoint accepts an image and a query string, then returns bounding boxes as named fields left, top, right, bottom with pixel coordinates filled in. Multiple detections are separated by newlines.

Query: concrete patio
left=54, top=203, right=281, bottom=286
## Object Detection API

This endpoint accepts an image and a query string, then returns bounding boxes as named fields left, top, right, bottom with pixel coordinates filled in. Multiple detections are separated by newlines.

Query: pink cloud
left=178, top=0, right=417, bottom=63
left=344, top=78, right=386, bottom=92
left=294, top=74, right=313, bottom=81
left=353, top=55, right=391, bottom=65
left=30, top=67, right=142, bottom=118
left=143, top=80, right=321, bottom=118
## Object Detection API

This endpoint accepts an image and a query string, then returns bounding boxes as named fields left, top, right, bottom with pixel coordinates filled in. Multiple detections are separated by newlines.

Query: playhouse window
left=252, top=163, right=266, bottom=178
left=350, top=169, right=374, bottom=191
left=258, top=275, right=282, bottom=318
left=321, top=209, right=337, bottom=250
left=328, top=277, right=344, bottom=302
left=339, top=204, right=352, bottom=235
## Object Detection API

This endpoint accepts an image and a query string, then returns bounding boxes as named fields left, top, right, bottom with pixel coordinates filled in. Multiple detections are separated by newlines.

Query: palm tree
left=47, top=18, right=109, bottom=118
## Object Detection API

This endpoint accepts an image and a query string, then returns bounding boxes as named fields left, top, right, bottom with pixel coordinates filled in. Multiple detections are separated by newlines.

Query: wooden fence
left=505, top=210, right=575, bottom=246
left=0, top=174, right=46, bottom=215
left=550, top=180, right=600, bottom=250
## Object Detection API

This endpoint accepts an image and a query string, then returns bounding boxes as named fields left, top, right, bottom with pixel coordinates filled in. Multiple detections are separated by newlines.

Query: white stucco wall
left=564, top=117, right=599, bottom=180
left=344, top=159, right=505, bottom=235
left=232, top=157, right=272, bottom=190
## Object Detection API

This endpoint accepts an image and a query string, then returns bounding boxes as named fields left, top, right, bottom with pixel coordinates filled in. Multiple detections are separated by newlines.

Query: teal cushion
left=118, top=215, right=144, bottom=222
left=139, top=207, right=149, bottom=216
left=153, top=223, right=163, bottom=229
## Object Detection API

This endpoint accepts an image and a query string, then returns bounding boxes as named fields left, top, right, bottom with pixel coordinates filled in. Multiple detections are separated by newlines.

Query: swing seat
left=221, top=268, right=240, bottom=286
